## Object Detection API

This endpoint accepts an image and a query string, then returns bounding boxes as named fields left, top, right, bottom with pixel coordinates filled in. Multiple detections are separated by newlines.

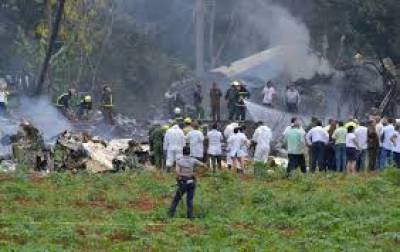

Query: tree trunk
left=36, top=0, right=66, bottom=95
left=195, top=0, right=205, bottom=77
left=208, top=0, right=216, bottom=68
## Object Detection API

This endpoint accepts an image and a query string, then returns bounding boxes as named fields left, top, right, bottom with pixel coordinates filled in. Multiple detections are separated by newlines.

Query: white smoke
left=18, top=96, right=72, bottom=141
left=237, top=0, right=333, bottom=81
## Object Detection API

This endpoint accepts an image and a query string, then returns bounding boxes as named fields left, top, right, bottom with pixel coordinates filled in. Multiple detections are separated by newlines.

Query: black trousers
left=287, top=154, right=307, bottom=173
left=211, top=104, right=220, bottom=121
left=209, top=155, right=222, bottom=172
left=169, top=179, right=196, bottom=219
left=311, top=142, right=325, bottom=172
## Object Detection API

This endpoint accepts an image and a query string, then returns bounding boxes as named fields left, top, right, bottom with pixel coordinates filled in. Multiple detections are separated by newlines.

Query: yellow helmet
left=84, top=95, right=92, bottom=103
left=161, top=125, right=170, bottom=131
left=184, top=117, right=192, bottom=124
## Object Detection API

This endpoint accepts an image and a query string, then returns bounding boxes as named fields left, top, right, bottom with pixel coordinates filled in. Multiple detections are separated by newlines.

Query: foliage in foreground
left=0, top=169, right=400, bottom=251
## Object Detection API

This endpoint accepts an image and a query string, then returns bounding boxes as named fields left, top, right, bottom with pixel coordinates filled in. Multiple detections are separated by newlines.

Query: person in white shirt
left=346, top=125, right=360, bottom=175
left=164, top=124, right=186, bottom=172
left=252, top=122, right=272, bottom=163
left=379, top=118, right=395, bottom=169
left=227, top=127, right=249, bottom=174
left=224, top=122, right=239, bottom=169
left=354, top=121, right=368, bottom=171
left=306, top=120, right=329, bottom=172
left=390, top=123, right=400, bottom=168
left=286, top=85, right=300, bottom=113
left=207, top=123, right=223, bottom=172
left=186, top=122, right=205, bottom=161
left=262, top=81, right=276, bottom=107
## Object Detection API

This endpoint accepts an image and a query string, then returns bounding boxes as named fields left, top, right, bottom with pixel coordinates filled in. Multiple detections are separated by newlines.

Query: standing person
left=186, top=122, right=205, bottom=161
left=209, top=82, right=222, bottom=121
left=207, top=123, right=223, bottom=172
left=346, top=126, right=360, bottom=175
left=325, top=119, right=337, bottom=171
left=367, top=119, right=380, bottom=171
left=306, top=120, right=329, bottom=172
left=163, top=124, right=186, bottom=172
left=333, top=121, right=347, bottom=172
left=224, top=122, right=239, bottom=170
left=168, top=146, right=208, bottom=220
left=286, top=85, right=300, bottom=113
left=236, top=83, right=250, bottom=121
left=379, top=118, right=395, bottom=169
left=77, top=94, right=93, bottom=120
left=252, top=122, right=272, bottom=163
left=149, top=124, right=169, bottom=169
left=262, top=81, right=276, bottom=107
left=227, top=127, right=248, bottom=174
left=56, top=89, right=75, bottom=114
left=225, top=82, right=239, bottom=120
left=183, top=118, right=193, bottom=135
left=355, top=121, right=368, bottom=171
left=390, top=124, right=400, bottom=168
left=285, top=119, right=307, bottom=174
left=101, top=86, right=114, bottom=125
left=193, top=84, right=204, bottom=120
left=0, top=87, right=8, bottom=113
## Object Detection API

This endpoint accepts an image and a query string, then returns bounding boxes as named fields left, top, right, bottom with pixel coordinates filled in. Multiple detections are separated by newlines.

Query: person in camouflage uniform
left=149, top=124, right=169, bottom=169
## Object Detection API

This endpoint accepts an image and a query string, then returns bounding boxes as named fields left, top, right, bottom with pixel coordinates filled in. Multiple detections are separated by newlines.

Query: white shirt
left=0, top=91, right=5, bottom=103
left=287, top=90, right=300, bottom=104
left=355, top=126, right=368, bottom=150
left=306, top=126, right=329, bottom=145
left=252, top=126, right=272, bottom=149
left=224, top=123, right=239, bottom=139
left=227, top=133, right=248, bottom=157
left=187, top=130, right=204, bottom=158
left=207, top=129, right=223, bottom=155
left=346, top=133, right=358, bottom=148
left=163, top=125, right=185, bottom=151
left=262, top=86, right=276, bottom=104
left=381, top=124, right=395, bottom=151
left=392, top=131, right=400, bottom=153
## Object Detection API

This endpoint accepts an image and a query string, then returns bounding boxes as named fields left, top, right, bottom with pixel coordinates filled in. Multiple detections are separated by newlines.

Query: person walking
left=333, top=121, right=347, bottom=172
left=306, top=120, right=329, bottom=172
left=367, top=119, right=380, bottom=171
left=168, top=146, right=208, bottom=220
left=346, top=126, right=360, bottom=175
left=262, top=81, right=276, bottom=107
left=207, top=123, right=223, bottom=172
left=355, top=121, right=368, bottom=171
left=209, top=82, right=222, bottom=121
left=285, top=119, right=307, bottom=173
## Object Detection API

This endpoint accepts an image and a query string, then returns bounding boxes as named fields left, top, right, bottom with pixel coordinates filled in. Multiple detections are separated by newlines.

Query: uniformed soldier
left=225, top=81, right=240, bottom=120
left=101, top=86, right=114, bottom=125
left=149, top=124, right=169, bottom=169
left=209, top=82, right=222, bottom=121
left=77, top=94, right=93, bottom=120
left=236, top=82, right=250, bottom=121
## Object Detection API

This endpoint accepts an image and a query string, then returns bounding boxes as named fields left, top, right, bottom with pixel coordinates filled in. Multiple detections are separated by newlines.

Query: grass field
left=0, top=168, right=400, bottom=251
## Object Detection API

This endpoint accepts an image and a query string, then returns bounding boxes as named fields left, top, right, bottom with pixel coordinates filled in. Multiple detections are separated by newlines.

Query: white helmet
left=174, top=107, right=181, bottom=115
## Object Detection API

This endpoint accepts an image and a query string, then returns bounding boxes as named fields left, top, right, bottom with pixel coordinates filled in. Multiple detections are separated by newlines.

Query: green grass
left=0, top=168, right=400, bottom=251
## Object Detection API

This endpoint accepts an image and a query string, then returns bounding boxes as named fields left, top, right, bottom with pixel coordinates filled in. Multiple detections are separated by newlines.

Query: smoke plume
left=236, top=0, right=332, bottom=81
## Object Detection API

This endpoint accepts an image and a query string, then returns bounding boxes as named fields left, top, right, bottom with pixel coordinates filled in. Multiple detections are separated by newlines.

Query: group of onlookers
left=284, top=116, right=400, bottom=175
